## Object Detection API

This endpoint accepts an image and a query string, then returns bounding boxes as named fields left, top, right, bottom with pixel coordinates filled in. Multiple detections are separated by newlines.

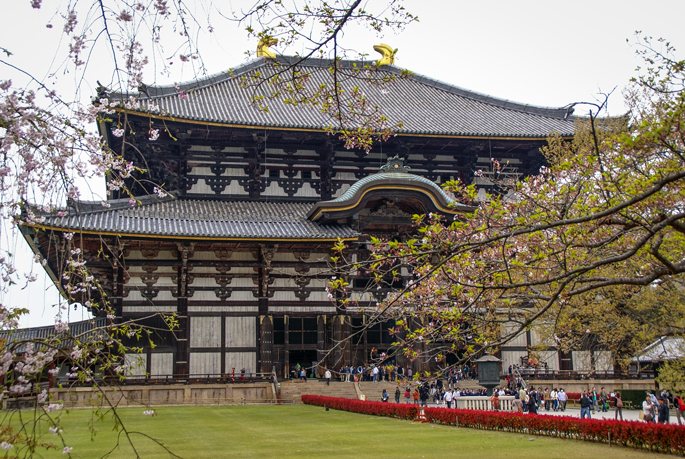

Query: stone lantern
left=475, top=355, right=501, bottom=396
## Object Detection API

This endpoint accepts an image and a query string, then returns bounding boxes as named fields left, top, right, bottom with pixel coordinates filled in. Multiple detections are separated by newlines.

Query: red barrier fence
left=302, top=395, right=685, bottom=455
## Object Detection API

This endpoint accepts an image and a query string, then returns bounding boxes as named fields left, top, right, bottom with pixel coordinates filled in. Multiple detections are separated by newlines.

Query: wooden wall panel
left=231, top=278, right=256, bottom=288
left=124, top=354, right=147, bottom=376
left=125, top=291, right=176, bottom=302
left=225, top=352, right=256, bottom=374
left=225, top=317, right=256, bottom=347
left=150, top=353, right=174, bottom=375
left=227, top=291, right=257, bottom=301
left=122, top=306, right=177, bottom=313
left=189, top=352, right=221, bottom=375
left=190, top=316, right=221, bottom=348
left=501, top=350, right=527, bottom=370
left=188, top=306, right=258, bottom=313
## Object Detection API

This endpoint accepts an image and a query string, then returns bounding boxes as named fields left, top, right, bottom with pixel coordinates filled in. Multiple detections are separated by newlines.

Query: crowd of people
left=379, top=381, right=495, bottom=408
left=315, top=363, right=685, bottom=425
left=376, top=381, right=685, bottom=425
left=509, top=386, right=569, bottom=414
left=331, top=363, right=478, bottom=383
left=639, top=390, right=684, bottom=425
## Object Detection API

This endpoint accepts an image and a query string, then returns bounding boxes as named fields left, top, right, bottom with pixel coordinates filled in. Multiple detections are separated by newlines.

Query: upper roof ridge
left=113, top=56, right=574, bottom=120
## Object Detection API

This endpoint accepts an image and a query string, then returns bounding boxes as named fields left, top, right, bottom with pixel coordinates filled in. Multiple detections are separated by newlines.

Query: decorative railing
left=454, top=396, right=514, bottom=411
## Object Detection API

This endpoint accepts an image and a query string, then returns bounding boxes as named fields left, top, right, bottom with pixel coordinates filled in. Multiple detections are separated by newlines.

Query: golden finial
left=257, top=37, right=278, bottom=59
left=373, top=43, right=397, bottom=66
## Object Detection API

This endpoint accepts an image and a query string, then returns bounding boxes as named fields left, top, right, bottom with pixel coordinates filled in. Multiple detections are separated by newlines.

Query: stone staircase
left=279, top=380, right=359, bottom=404
left=280, top=377, right=490, bottom=404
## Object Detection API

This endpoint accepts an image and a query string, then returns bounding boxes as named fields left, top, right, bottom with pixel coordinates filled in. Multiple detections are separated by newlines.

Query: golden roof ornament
left=257, top=37, right=278, bottom=59
left=373, top=43, right=397, bottom=66
left=380, top=155, right=411, bottom=172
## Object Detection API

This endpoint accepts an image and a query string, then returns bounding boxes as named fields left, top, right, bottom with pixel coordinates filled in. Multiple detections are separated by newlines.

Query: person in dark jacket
left=658, top=398, right=670, bottom=424
left=420, top=384, right=429, bottom=407
left=580, top=392, right=592, bottom=419
left=527, top=390, right=538, bottom=414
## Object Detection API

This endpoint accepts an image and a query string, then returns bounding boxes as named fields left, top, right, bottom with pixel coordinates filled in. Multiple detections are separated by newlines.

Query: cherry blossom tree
left=1, top=1, right=417, bottom=455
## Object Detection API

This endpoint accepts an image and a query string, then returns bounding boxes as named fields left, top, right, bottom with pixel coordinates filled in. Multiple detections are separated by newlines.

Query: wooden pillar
left=332, top=315, right=351, bottom=367
left=317, top=315, right=326, bottom=372
left=175, top=243, right=192, bottom=376
left=363, top=315, right=368, bottom=364
left=284, top=315, right=290, bottom=378
left=260, top=315, right=273, bottom=373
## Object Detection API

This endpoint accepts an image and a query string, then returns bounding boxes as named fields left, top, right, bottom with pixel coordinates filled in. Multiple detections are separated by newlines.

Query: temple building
left=22, top=53, right=594, bottom=378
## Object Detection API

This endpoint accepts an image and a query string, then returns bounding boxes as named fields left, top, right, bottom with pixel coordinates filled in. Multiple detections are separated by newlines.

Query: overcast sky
left=2, top=0, right=685, bottom=327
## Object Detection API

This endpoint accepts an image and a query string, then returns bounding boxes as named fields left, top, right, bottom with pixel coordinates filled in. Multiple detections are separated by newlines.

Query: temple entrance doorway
left=289, top=350, right=317, bottom=379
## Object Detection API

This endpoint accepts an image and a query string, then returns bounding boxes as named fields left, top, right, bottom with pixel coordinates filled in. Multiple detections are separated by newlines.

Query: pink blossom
left=46, top=404, right=62, bottom=412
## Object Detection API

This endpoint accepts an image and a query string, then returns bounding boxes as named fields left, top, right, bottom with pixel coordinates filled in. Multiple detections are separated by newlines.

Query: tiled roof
left=36, top=198, right=359, bottom=240
left=1, top=318, right=108, bottom=352
left=115, top=57, right=576, bottom=138
left=330, top=171, right=460, bottom=207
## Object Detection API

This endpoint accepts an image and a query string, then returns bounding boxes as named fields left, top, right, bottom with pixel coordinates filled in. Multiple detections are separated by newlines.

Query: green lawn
left=12, top=404, right=666, bottom=458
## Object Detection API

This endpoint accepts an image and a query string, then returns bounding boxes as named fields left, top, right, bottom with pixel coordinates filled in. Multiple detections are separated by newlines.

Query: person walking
left=558, top=388, right=567, bottom=411
left=543, top=387, right=550, bottom=411
left=642, top=395, right=656, bottom=423
left=394, top=385, right=400, bottom=403
left=413, top=388, right=420, bottom=405
left=674, top=393, right=685, bottom=425
left=324, top=368, right=331, bottom=386
left=382, top=389, right=389, bottom=403
left=420, top=385, right=429, bottom=407
left=404, top=386, right=411, bottom=404
left=658, top=398, right=670, bottom=424
left=512, top=393, right=524, bottom=413
left=600, top=387, right=608, bottom=412
left=445, top=388, right=453, bottom=409
left=527, top=390, right=538, bottom=414
left=580, top=392, right=592, bottom=419
left=614, top=391, right=624, bottom=421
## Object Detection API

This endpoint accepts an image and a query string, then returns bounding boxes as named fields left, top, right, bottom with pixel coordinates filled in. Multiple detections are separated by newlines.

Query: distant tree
left=329, top=36, right=685, bottom=381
